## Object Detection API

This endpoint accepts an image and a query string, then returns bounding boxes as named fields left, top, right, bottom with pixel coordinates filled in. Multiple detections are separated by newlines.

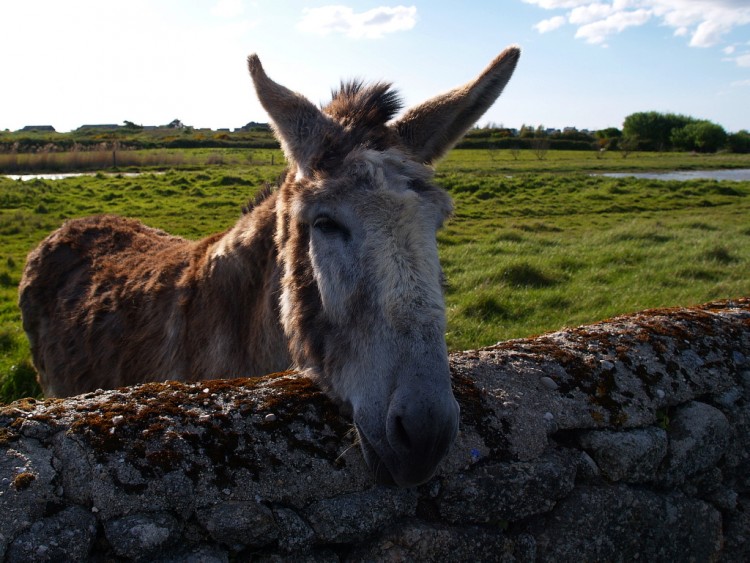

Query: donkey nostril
left=392, top=415, right=412, bottom=450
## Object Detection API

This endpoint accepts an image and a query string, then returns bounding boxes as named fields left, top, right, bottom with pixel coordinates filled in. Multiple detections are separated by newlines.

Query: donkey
left=19, top=46, right=520, bottom=486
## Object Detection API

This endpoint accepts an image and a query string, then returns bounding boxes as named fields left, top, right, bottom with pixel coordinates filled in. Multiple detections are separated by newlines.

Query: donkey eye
left=313, top=216, right=349, bottom=238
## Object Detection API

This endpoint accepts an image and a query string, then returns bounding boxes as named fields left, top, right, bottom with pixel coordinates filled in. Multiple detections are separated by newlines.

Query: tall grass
left=0, top=147, right=280, bottom=174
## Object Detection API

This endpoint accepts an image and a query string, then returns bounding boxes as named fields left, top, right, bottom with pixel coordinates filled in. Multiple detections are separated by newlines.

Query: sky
left=1, top=0, right=749, bottom=133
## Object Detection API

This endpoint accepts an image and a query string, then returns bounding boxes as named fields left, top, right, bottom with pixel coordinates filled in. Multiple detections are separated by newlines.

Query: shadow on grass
left=610, top=231, right=673, bottom=245
left=461, top=295, right=515, bottom=322
left=502, top=263, right=560, bottom=288
left=701, top=246, right=738, bottom=264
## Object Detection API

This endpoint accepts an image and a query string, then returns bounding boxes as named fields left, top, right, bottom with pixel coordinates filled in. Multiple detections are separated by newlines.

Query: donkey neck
left=208, top=190, right=278, bottom=263
left=198, top=190, right=290, bottom=375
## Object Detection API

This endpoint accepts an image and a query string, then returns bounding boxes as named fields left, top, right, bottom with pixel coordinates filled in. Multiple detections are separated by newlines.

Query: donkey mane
left=294, top=81, right=402, bottom=175
left=242, top=183, right=277, bottom=215
left=326, top=80, right=402, bottom=131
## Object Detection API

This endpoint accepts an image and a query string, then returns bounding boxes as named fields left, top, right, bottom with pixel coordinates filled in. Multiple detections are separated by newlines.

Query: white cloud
left=534, top=15, right=567, bottom=33
left=524, top=0, right=587, bottom=8
left=297, top=5, right=417, bottom=39
left=569, top=3, right=613, bottom=25
left=735, top=53, right=750, bottom=67
left=689, top=19, right=731, bottom=48
left=524, top=0, right=750, bottom=51
left=575, top=8, right=651, bottom=44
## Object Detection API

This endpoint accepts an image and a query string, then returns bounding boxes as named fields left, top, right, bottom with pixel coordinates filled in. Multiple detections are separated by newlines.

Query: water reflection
left=598, top=169, right=750, bottom=182
left=4, top=172, right=162, bottom=181
left=6, top=169, right=750, bottom=182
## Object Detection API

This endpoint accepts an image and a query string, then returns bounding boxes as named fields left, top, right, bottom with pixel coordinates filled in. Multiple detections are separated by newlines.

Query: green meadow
left=1, top=149, right=749, bottom=402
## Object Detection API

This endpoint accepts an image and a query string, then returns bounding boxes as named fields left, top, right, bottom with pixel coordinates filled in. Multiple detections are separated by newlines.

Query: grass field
left=1, top=148, right=749, bottom=402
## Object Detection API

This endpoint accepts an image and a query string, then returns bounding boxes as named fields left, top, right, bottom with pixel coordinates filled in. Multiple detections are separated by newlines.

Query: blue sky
left=2, top=0, right=749, bottom=133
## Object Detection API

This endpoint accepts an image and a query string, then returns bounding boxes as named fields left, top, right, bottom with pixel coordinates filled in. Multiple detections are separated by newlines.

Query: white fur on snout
left=368, top=193, right=445, bottom=330
left=309, top=236, right=357, bottom=325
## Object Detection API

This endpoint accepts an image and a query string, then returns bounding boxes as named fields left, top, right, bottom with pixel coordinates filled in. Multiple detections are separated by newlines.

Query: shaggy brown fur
left=20, top=196, right=287, bottom=397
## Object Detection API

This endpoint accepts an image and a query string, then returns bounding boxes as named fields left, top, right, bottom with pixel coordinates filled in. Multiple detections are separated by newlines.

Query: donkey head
left=248, top=47, right=520, bottom=486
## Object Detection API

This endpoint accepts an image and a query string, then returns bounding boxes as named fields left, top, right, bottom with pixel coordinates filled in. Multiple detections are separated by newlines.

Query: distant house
left=238, top=121, right=271, bottom=132
left=76, top=124, right=121, bottom=131
left=19, top=125, right=56, bottom=132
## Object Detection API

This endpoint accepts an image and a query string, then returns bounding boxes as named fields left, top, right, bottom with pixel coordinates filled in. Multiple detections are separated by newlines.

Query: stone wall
left=1, top=299, right=748, bottom=561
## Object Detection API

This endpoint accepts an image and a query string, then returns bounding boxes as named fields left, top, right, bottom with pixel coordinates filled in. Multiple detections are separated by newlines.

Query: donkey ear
left=393, top=46, right=521, bottom=164
left=248, top=54, right=333, bottom=177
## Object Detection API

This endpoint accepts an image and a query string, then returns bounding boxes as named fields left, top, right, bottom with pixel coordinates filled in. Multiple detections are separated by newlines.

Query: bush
left=623, top=111, right=695, bottom=151
left=457, top=137, right=594, bottom=151
left=671, top=121, right=727, bottom=153
left=727, top=130, right=750, bottom=154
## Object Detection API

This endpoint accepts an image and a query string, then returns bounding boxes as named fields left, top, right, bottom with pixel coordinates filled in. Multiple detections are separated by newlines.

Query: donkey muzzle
left=355, top=384, right=460, bottom=487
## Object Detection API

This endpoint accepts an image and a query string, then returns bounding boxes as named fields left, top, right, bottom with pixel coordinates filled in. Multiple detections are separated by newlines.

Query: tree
left=727, top=130, right=750, bottom=154
left=530, top=137, right=550, bottom=160
left=519, top=124, right=535, bottom=139
left=486, top=145, right=498, bottom=162
left=622, top=111, right=694, bottom=151
left=618, top=135, right=639, bottom=158
left=595, top=127, right=622, bottom=150
left=690, top=122, right=726, bottom=152
left=670, top=121, right=727, bottom=153
left=597, top=127, right=622, bottom=139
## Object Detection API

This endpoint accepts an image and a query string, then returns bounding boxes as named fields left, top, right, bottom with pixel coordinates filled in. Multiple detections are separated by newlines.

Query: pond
left=598, top=169, right=750, bottom=182
left=3, top=172, right=162, bottom=181
left=6, top=169, right=750, bottom=182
